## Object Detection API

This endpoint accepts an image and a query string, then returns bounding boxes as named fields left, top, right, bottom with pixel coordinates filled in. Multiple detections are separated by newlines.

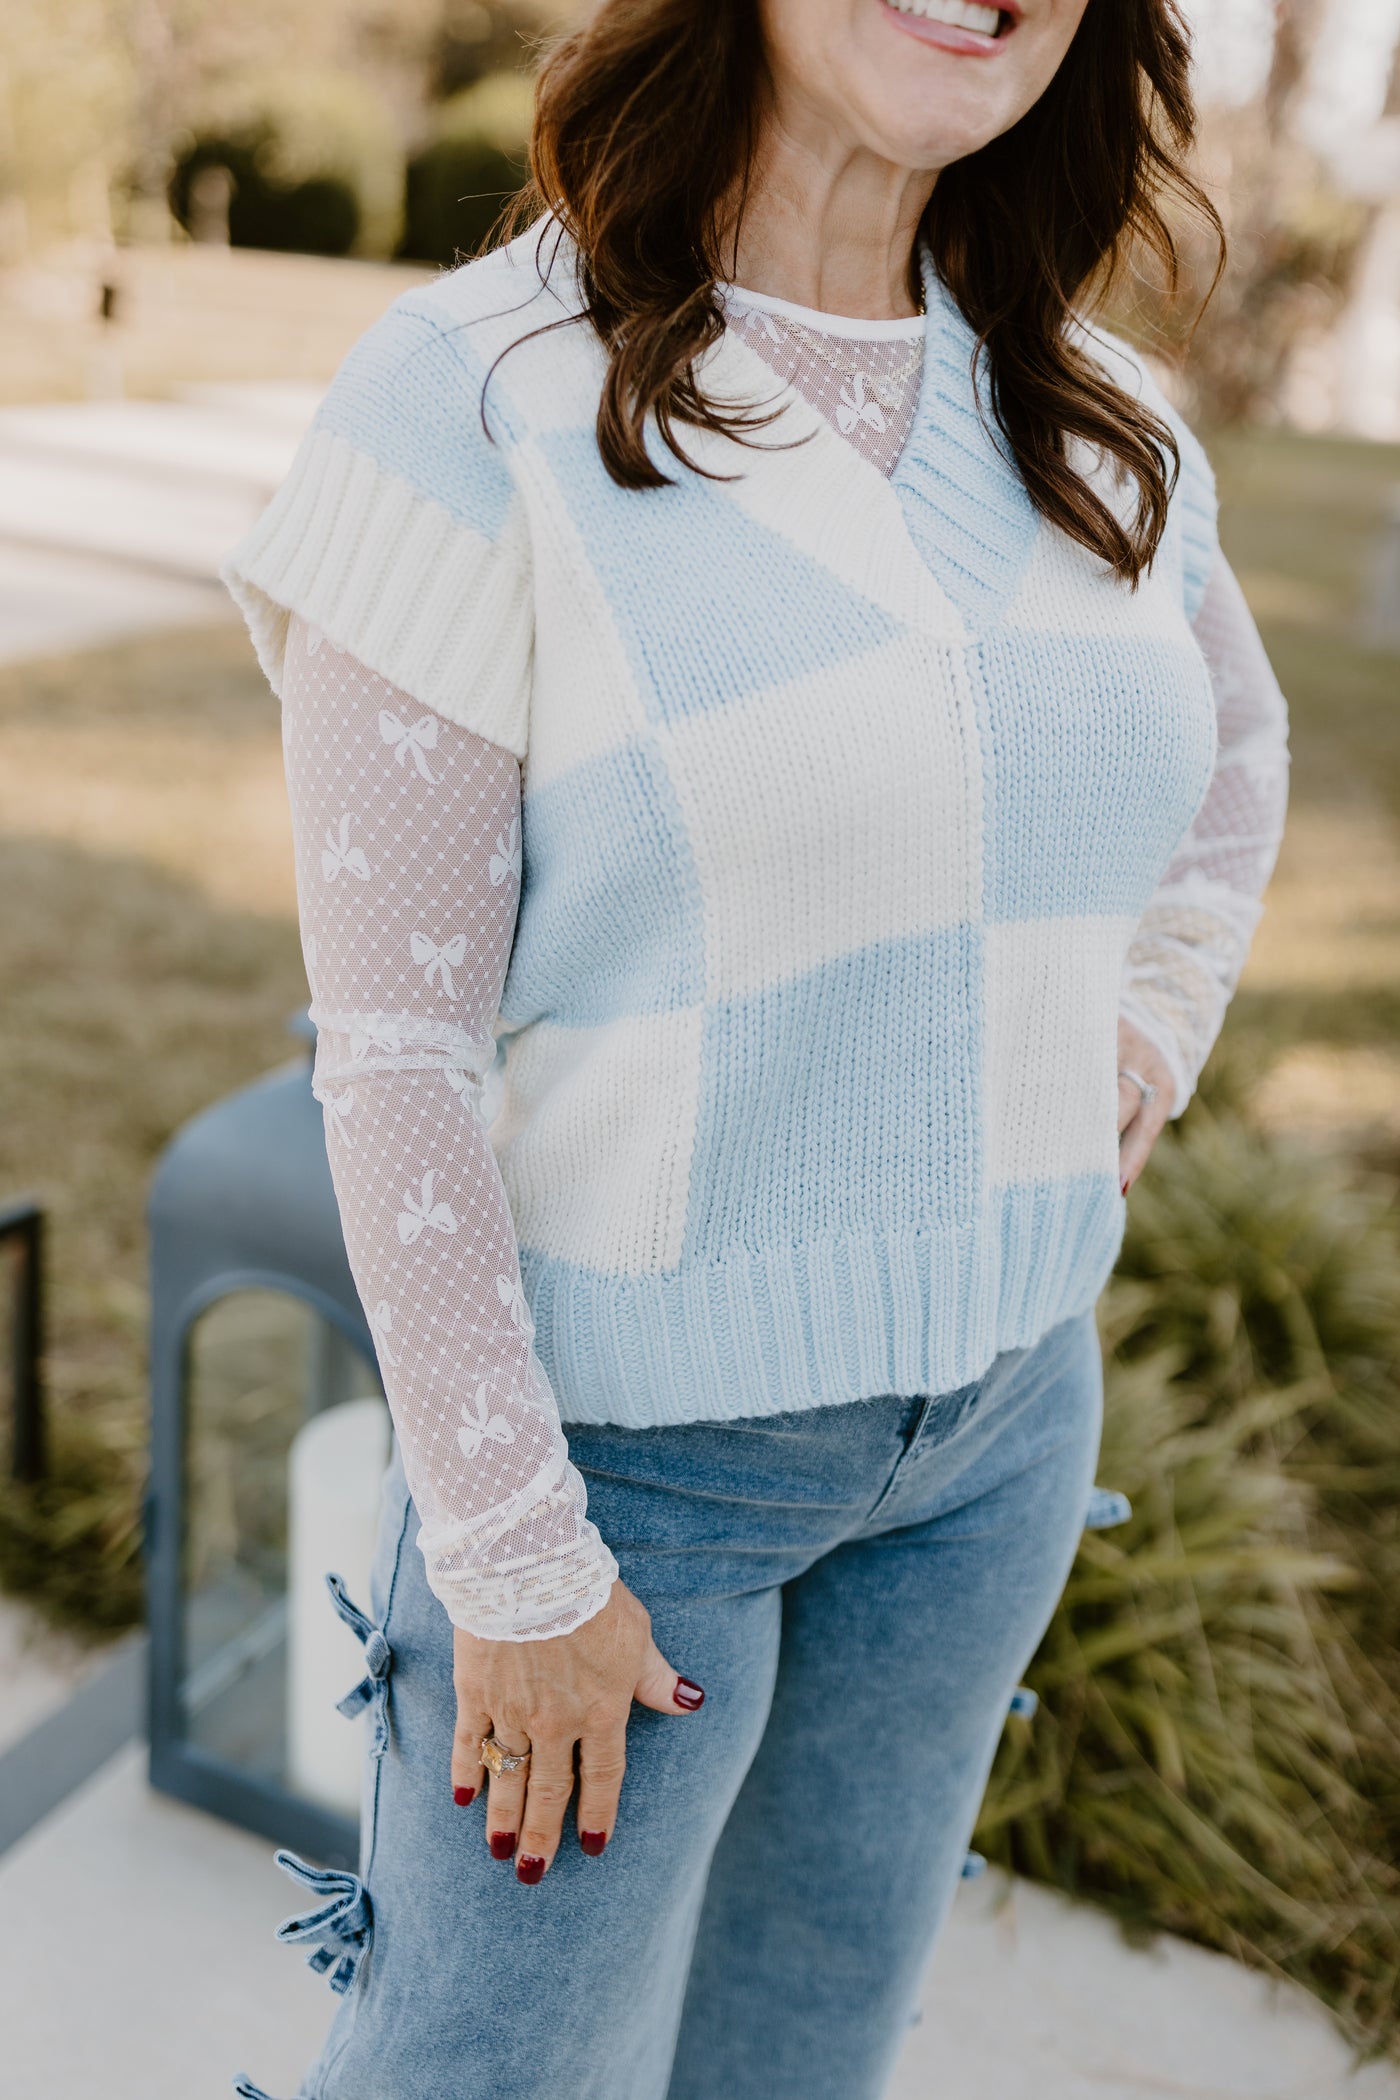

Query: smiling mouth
left=882, top=0, right=1015, bottom=40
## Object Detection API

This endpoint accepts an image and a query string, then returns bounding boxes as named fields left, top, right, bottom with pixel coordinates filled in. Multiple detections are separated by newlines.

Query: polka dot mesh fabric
left=279, top=315, right=1288, bottom=1637
left=719, top=285, right=924, bottom=477
left=1120, top=551, right=1290, bottom=1112
left=281, top=616, right=618, bottom=1640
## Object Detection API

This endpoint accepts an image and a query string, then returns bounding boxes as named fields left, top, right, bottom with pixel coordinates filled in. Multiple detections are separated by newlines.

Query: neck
left=722, top=98, right=936, bottom=321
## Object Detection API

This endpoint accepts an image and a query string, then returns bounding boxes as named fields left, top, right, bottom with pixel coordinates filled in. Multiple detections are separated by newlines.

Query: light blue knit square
left=977, top=629, right=1217, bottom=922
left=501, top=736, right=705, bottom=1028
left=314, top=301, right=516, bottom=541
left=537, top=428, right=904, bottom=724
left=681, top=927, right=984, bottom=1264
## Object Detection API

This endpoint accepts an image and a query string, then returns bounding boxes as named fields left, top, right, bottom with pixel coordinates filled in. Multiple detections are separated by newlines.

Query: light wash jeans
left=237, top=1308, right=1102, bottom=2100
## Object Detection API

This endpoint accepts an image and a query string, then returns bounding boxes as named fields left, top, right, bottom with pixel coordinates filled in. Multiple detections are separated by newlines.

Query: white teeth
left=887, top=0, right=1003, bottom=35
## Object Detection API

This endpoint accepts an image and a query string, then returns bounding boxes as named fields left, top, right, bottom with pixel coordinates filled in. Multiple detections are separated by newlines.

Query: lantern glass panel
left=181, top=1288, right=383, bottom=1788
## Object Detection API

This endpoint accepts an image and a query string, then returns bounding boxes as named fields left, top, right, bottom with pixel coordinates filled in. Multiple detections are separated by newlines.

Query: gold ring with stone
left=480, top=1733, right=532, bottom=1777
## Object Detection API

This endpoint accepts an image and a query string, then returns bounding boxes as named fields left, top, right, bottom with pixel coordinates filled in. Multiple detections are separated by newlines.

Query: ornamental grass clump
left=978, top=1103, right=1400, bottom=2055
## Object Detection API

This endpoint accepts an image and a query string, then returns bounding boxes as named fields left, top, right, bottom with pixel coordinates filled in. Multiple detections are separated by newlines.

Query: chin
left=836, top=0, right=1070, bottom=171
left=847, top=75, right=1008, bottom=173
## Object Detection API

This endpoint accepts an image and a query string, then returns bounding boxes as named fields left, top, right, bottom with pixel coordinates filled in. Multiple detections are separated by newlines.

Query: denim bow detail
left=271, top=1848, right=373, bottom=1996
left=325, top=1570, right=393, bottom=1759
left=232, top=2080, right=291, bottom=2099
left=1084, top=1485, right=1133, bottom=1532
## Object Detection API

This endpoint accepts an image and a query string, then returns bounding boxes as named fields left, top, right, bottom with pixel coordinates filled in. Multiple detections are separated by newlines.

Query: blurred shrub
left=170, top=71, right=404, bottom=260
left=172, top=138, right=359, bottom=257
left=979, top=1104, right=1400, bottom=2056
left=0, top=1416, right=142, bottom=1635
left=401, top=73, right=532, bottom=265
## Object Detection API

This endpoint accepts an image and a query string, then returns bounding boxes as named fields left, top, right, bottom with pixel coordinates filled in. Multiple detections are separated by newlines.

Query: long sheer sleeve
left=1119, top=552, right=1290, bottom=1113
left=280, top=614, right=618, bottom=1640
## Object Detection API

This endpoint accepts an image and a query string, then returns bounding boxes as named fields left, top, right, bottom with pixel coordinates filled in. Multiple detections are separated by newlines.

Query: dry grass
left=0, top=621, right=304, bottom=1622
left=1217, top=426, right=1400, bottom=1163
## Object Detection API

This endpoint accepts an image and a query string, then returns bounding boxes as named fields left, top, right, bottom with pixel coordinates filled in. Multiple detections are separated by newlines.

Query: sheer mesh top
left=279, top=290, right=1289, bottom=1639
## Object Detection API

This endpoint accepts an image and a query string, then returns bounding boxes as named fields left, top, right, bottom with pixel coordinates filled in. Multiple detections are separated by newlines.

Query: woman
left=225, top=0, right=1288, bottom=2093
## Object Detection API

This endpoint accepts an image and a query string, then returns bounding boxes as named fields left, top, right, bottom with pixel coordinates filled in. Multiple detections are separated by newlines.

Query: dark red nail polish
left=674, top=1677, right=705, bottom=1710
left=580, top=1830, right=608, bottom=1856
left=453, top=1785, right=476, bottom=1807
left=1121, top=1179, right=1130, bottom=1197
left=516, top=1855, right=546, bottom=1884
left=489, top=1830, right=517, bottom=1860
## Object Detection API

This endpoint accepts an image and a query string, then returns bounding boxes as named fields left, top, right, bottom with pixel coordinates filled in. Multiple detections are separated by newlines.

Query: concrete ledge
left=0, top=1630, right=146, bottom=1858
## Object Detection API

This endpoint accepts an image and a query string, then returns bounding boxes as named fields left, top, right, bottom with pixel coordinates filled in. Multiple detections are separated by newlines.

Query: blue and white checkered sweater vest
left=225, top=226, right=1219, bottom=1428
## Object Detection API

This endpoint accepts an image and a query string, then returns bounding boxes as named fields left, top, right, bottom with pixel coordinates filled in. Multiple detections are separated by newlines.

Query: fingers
left=1119, top=1096, right=1169, bottom=1191
left=575, top=1726, right=628, bottom=1858
left=483, top=1731, right=532, bottom=1864
left=514, top=1734, right=578, bottom=1883
left=451, top=1705, right=488, bottom=1809
left=632, top=1635, right=705, bottom=1716
left=1117, top=1071, right=1144, bottom=1135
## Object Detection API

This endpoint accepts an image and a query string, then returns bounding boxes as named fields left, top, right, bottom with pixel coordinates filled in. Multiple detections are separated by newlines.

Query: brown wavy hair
left=513, top=0, right=1222, bottom=585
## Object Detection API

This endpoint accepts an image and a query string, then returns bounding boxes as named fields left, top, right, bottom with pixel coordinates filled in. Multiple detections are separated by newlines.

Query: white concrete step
left=0, top=540, right=229, bottom=663
left=0, top=1739, right=1393, bottom=2100
left=0, top=386, right=318, bottom=582
left=0, top=393, right=316, bottom=496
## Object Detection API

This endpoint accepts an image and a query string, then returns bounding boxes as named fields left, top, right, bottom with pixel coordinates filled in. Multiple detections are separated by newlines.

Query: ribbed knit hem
left=220, top=427, right=534, bottom=756
left=527, top=1178, right=1125, bottom=1428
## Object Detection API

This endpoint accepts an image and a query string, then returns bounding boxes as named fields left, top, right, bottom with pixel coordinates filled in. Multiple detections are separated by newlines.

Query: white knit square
left=683, top=336, right=968, bottom=645
left=1003, top=518, right=1185, bottom=641
left=522, top=454, right=649, bottom=792
left=492, top=1008, right=702, bottom=1274
left=984, top=915, right=1138, bottom=1185
left=663, top=636, right=983, bottom=1000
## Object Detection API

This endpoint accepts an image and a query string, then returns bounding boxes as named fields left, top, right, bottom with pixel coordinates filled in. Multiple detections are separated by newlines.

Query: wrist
left=431, top=1527, right=619, bottom=1643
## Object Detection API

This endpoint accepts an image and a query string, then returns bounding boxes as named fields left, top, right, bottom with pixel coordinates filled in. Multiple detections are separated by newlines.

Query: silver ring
left=1118, top=1065, right=1158, bottom=1111
left=480, top=1733, right=531, bottom=1777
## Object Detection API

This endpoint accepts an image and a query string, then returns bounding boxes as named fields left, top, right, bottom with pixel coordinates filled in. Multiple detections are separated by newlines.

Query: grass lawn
left=0, top=422, right=1395, bottom=1626
left=0, top=620, right=305, bottom=1623
left=1212, top=426, right=1400, bottom=1161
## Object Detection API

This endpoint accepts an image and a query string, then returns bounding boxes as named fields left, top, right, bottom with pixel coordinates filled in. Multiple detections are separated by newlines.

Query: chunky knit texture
left=224, top=224, right=1221, bottom=1430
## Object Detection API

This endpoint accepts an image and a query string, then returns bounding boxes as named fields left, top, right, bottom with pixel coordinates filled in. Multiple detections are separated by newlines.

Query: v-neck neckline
left=692, top=264, right=973, bottom=638
left=536, top=221, right=1005, bottom=639
left=705, top=245, right=952, bottom=502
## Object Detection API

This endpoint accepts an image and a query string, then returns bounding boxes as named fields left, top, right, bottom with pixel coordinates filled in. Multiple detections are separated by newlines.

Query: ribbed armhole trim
left=1176, top=429, right=1218, bottom=627
left=220, top=426, right=533, bottom=757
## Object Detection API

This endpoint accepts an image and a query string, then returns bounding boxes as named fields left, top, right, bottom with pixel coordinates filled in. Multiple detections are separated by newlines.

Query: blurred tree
left=0, top=0, right=489, bottom=255
left=430, top=0, right=551, bottom=98
left=1127, top=0, right=1394, bottom=429
left=0, top=0, right=134, bottom=254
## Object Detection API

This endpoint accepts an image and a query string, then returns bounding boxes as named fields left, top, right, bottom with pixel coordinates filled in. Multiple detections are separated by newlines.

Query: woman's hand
left=1117, top=1017, right=1175, bottom=1194
left=450, top=1579, right=704, bottom=1883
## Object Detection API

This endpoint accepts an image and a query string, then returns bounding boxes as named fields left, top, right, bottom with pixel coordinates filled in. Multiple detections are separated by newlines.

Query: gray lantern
left=145, top=1017, right=388, bottom=1870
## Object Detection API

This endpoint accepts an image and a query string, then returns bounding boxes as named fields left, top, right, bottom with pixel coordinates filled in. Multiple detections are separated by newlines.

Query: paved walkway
left=0, top=1723, right=1394, bottom=2100
left=0, top=383, right=318, bottom=663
